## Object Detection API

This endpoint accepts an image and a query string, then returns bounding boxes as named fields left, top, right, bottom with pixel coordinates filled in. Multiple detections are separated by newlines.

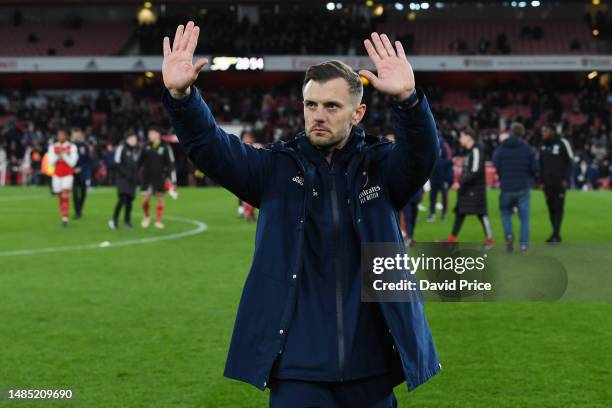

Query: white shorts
left=52, top=175, right=74, bottom=193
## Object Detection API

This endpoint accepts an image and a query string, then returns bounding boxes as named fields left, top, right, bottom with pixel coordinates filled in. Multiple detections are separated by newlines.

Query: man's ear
left=352, top=104, right=367, bottom=126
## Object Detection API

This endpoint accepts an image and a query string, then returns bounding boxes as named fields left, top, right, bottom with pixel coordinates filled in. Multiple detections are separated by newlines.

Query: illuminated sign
left=210, top=56, right=264, bottom=71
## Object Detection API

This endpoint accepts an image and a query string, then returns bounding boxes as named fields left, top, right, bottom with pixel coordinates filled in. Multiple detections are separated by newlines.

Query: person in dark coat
left=402, top=189, right=423, bottom=246
left=427, top=133, right=453, bottom=222
left=109, top=132, right=140, bottom=229
left=71, top=127, right=92, bottom=219
left=446, top=127, right=493, bottom=248
left=162, top=22, right=440, bottom=407
left=493, top=123, right=538, bottom=252
left=539, top=124, right=573, bottom=243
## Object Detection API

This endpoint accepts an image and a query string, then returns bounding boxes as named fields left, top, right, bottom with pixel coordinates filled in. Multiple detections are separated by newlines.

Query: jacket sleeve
left=529, top=146, right=539, bottom=180
left=47, top=144, right=58, bottom=166
left=64, top=143, right=79, bottom=168
left=164, top=143, right=177, bottom=184
left=560, top=137, right=574, bottom=183
left=114, top=144, right=128, bottom=178
left=492, top=147, right=502, bottom=178
left=162, top=87, right=270, bottom=207
left=383, top=89, right=439, bottom=210
left=460, top=147, right=482, bottom=187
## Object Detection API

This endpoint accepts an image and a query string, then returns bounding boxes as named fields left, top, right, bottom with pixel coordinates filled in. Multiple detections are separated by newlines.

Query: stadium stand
left=0, top=22, right=132, bottom=56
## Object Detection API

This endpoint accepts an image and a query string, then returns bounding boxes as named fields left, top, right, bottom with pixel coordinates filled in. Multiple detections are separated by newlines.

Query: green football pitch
left=1, top=186, right=611, bottom=407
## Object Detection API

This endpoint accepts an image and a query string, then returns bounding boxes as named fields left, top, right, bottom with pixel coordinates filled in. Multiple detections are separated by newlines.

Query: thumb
left=358, top=69, right=378, bottom=87
left=193, top=58, right=208, bottom=76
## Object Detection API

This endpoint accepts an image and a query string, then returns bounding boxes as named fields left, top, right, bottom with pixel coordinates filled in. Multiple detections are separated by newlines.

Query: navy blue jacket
left=163, top=86, right=441, bottom=392
left=493, top=136, right=538, bottom=192
left=74, top=141, right=92, bottom=181
left=270, top=132, right=397, bottom=383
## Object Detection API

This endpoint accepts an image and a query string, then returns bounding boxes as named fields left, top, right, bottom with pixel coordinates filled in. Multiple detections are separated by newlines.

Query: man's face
left=57, top=130, right=67, bottom=143
left=148, top=129, right=161, bottom=144
left=242, top=133, right=255, bottom=145
left=126, top=135, right=138, bottom=147
left=459, top=132, right=472, bottom=147
left=303, top=78, right=365, bottom=151
left=542, top=127, right=553, bottom=140
left=71, top=130, right=82, bottom=142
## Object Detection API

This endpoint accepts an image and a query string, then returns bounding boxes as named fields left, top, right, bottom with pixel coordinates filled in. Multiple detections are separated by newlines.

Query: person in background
left=71, top=127, right=92, bottom=219
left=402, top=189, right=423, bottom=246
left=446, top=127, right=493, bottom=249
left=138, top=126, right=176, bottom=229
left=539, top=124, right=573, bottom=243
left=0, top=142, right=7, bottom=186
left=493, top=123, right=538, bottom=253
left=109, top=132, right=140, bottom=230
left=47, top=128, right=78, bottom=227
left=427, top=132, right=453, bottom=222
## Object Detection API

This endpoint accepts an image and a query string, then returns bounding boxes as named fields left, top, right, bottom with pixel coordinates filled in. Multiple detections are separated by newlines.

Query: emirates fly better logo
left=359, top=185, right=381, bottom=204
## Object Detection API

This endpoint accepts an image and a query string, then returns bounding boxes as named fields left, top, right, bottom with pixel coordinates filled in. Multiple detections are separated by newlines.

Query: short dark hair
left=460, top=127, right=476, bottom=140
left=303, top=60, right=363, bottom=103
left=510, top=122, right=525, bottom=138
left=147, top=125, right=163, bottom=134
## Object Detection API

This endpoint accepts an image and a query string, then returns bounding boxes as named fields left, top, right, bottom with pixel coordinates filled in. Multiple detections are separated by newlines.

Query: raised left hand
left=359, top=32, right=415, bottom=100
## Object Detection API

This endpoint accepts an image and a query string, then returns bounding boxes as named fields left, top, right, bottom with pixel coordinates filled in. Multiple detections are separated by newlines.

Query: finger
left=395, top=40, right=407, bottom=60
left=172, top=24, right=184, bottom=51
left=358, top=69, right=378, bottom=87
left=163, top=36, right=171, bottom=57
left=179, top=21, right=195, bottom=51
left=186, top=25, right=200, bottom=55
left=363, top=39, right=381, bottom=63
left=193, top=58, right=208, bottom=75
left=380, top=34, right=396, bottom=57
left=371, top=32, right=389, bottom=58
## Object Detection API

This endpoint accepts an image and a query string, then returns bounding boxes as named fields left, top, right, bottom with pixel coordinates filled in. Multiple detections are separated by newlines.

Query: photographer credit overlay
left=361, top=243, right=612, bottom=302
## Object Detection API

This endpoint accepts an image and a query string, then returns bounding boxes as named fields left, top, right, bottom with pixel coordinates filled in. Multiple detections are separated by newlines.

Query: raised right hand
left=162, top=21, right=208, bottom=98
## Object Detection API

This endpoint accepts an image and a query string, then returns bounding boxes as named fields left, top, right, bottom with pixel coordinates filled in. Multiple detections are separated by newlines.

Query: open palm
left=162, top=21, right=208, bottom=96
left=359, top=32, right=415, bottom=100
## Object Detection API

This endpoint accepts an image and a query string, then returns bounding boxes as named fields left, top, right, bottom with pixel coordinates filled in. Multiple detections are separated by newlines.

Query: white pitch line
left=0, top=215, right=207, bottom=257
left=0, top=188, right=114, bottom=203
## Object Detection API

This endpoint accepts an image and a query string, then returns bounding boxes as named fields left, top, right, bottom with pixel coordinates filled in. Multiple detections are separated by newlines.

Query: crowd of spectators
left=138, top=6, right=374, bottom=56
left=1, top=76, right=611, bottom=190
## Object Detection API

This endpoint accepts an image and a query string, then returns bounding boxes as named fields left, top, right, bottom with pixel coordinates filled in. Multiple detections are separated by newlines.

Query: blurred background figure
left=427, top=132, right=454, bottom=223
left=109, top=132, right=140, bottom=230
left=71, top=127, right=92, bottom=219
left=493, top=122, right=538, bottom=253
left=138, top=126, right=176, bottom=229
left=47, top=128, right=78, bottom=227
left=0, top=142, right=6, bottom=186
left=447, top=128, right=493, bottom=249
left=539, top=124, right=574, bottom=243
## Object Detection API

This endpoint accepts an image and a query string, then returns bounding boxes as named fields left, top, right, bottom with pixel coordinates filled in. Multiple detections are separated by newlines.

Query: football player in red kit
left=138, top=127, right=176, bottom=229
left=47, top=128, right=78, bottom=227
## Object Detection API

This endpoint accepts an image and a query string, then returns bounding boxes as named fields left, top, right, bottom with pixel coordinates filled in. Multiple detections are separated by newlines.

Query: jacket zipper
left=329, top=161, right=345, bottom=382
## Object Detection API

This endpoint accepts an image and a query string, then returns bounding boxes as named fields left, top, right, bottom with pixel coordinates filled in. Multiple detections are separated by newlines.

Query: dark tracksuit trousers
left=73, top=173, right=87, bottom=217
left=268, top=376, right=397, bottom=408
left=543, top=183, right=565, bottom=238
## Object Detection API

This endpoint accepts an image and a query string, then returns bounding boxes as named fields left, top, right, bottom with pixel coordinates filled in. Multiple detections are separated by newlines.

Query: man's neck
left=322, top=136, right=350, bottom=164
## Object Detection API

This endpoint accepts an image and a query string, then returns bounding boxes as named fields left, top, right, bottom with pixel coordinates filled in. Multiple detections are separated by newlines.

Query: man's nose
left=311, top=107, right=326, bottom=123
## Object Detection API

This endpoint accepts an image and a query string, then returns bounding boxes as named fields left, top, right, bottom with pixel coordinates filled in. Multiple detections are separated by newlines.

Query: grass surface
left=0, top=186, right=611, bottom=407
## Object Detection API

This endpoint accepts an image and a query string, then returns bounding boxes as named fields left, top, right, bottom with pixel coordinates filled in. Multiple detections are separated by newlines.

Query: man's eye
left=327, top=104, right=337, bottom=109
